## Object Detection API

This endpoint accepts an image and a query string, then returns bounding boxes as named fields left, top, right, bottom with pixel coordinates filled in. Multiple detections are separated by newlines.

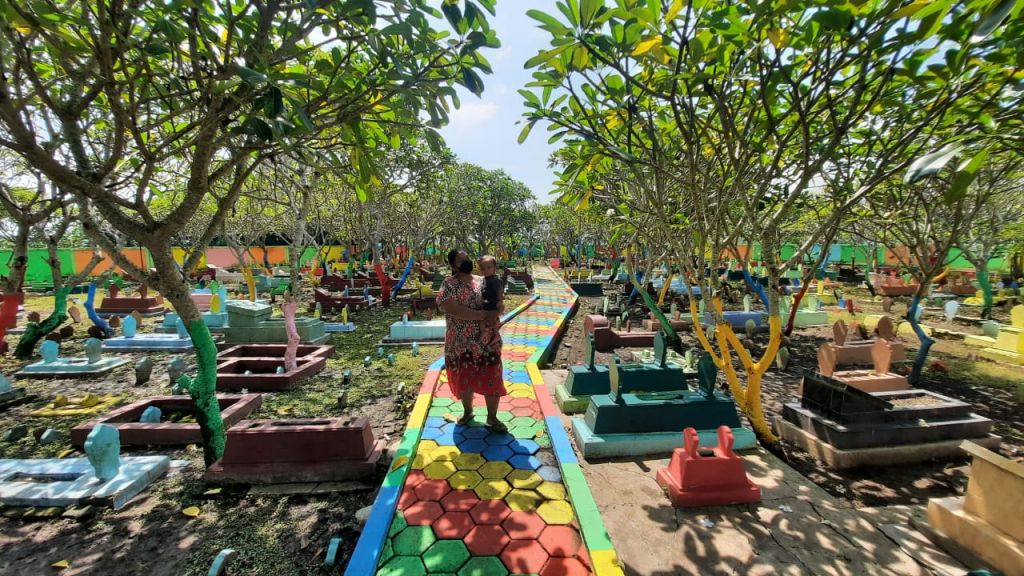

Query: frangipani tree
left=0, top=0, right=499, bottom=465
left=520, top=0, right=1020, bottom=441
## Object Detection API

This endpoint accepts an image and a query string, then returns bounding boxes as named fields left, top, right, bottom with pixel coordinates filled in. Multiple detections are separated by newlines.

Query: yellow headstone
left=210, top=294, right=222, bottom=314
left=1011, top=304, right=1024, bottom=328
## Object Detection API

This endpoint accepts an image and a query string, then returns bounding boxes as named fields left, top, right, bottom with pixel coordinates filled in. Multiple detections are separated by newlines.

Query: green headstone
left=608, top=355, right=621, bottom=399
left=697, top=353, right=717, bottom=400
left=584, top=332, right=596, bottom=370
left=653, top=330, right=667, bottom=368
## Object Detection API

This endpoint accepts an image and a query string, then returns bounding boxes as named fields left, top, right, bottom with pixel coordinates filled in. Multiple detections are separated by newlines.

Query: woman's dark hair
left=447, top=249, right=463, bottom=267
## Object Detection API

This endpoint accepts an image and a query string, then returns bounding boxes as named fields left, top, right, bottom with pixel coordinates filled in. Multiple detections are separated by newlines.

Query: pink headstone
left=831, top=320, right=848, bottom=346
left=871, top=339, right=892, bottom=374
left=876, top=316, right=895, bottom=340
left=817, top=344, right=837, bottom=377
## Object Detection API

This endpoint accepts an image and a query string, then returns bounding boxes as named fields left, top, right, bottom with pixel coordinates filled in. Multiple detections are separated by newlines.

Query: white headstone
left=943, top=300, right=960, bottom=323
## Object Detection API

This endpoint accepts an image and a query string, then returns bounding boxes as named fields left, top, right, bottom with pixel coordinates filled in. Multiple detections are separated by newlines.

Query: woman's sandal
left=486, top=420, right=508, bottom=433
left=457, top=414, right=473, bottom=426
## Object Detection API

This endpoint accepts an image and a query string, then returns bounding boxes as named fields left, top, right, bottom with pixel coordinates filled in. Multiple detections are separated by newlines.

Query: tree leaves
left=904, top=145, right=961, bottom=184
left=946, top=148, right=989, bottom=204
left=972, top=0, right=1016, bottom=41
left=632, top=36, right=662, bottom=56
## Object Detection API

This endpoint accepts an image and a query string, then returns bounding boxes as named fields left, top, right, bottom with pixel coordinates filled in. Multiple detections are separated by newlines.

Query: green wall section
left=0, top=249, right=75, bottom=284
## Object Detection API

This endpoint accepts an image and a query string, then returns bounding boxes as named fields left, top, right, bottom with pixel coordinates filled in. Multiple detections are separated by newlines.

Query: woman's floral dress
left=436, top=274, right=505, bottom=397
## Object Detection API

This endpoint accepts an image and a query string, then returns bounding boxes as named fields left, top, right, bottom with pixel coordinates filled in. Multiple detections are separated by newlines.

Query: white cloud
left=448, top=101, right=498, bottom=127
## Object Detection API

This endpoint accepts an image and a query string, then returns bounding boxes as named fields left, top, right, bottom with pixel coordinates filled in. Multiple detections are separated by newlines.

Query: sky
left=436, top=1, right=560, bottom=203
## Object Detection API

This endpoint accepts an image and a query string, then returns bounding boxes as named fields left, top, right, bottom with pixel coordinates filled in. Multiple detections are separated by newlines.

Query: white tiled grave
left=0, top=456, right=172, bottom=509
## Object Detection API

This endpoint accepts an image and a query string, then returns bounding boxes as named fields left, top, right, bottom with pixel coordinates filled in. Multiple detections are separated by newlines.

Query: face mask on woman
left=458, top=260, right=473, bottom=274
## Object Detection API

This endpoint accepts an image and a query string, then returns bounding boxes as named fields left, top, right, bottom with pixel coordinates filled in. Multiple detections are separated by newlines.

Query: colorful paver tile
left=345, top=267, right=623, bottom=576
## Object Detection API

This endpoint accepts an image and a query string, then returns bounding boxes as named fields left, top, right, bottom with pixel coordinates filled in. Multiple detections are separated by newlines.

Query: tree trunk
left=151, top=248, right=226, bottom=466
left=3, top=223, right=30, bottom=293
left=976, top=261, right=993, bottom=320
left=906, top=287, right=935, bottom=385
left=14, top=286, right=71, bottom=358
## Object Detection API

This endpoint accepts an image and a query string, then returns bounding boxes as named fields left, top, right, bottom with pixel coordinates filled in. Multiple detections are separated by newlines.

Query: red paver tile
left=464, top=524, right=511, bottom=556
left=502, top=510, right=546, bottom=540
left=501, top=539, right=550, bottom=574
left=405, top=470, right=426, bottom=488
left=404, top=500, right=443, bottom=525
left=510, top=398, right=534, bottom=408
left=397, top=487, right=419, bottom=511
left=541, top=557, right=591, bottom=576
left=414, top=479, right=452, bottom=501
left=432, top=511, right=474, bottom=539
left=440, top=489, right=479, bottom=512
left=469, top=499, right=511, bottom=525
left=539, top=525, right=583, bottom=557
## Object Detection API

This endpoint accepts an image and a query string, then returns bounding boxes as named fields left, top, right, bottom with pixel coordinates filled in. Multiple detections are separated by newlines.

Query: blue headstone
left=412, top=342, right=420, bottom=357
left=377, top=346, right=385, bottom=358
left=275, top=366, right=285, bottom=374
left=40, top=340, right=59, bottom=363
left=84, top=423, right=121, bottom=482
left=140, top=406, right=162, bottom=423
left=0, top=374, right=10, bottom=393
left=84, top=338, right=102, bottom=364
left=122, top=315, right=138, bottom=338
left=175, top=316, right=189, bottom=339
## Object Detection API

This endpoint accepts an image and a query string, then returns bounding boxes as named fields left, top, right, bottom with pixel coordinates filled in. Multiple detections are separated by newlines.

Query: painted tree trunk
left=625, top=263, right=679, bottom=344
left=741, top=268, right=769, bottom=307
left=186, top=319, right=226, bottom=466
left=906, top=291, right=935, bottom=385
left=244, top=267, right=257, bottom=302
left=976, top=262, right=993, bottom=320
left=283, top=301, right=299, bottom=372
left=84, top=282, right=114, bottom=337
left=391, top=256, right=415, bottom=301
left=14, top=286, right=71, bottom=358
left=152, top=248, right=226, bottom=466
left=784, top=274, right=813, bottom=336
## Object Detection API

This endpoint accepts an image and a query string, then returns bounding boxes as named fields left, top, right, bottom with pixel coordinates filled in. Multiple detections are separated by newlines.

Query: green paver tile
left=380, top=539, right=395, bottom=565
left=457, top=556, right=509, bottom=576
left=432, top=398, right=454, bottom=408
left=428, top=407, right=452, bottom=417
left=389, top=512, right=408, bottom=537
left=378, top=555, right=427, bottom=576
left=496, top=411, right=514, bottom=423
left=422, top=540, right=471, bottom=572
left=392, top=526, right=437, bottom=556
left=509, top=416, right=535, bottom=428
left=535, top=435, right=551, bottom=448
left=509, top=427, right=536, bottom=439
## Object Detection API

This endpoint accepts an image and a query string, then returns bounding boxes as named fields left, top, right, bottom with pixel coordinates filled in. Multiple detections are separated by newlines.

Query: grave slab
left=215, top=344, right=334, bottom=391
left=70, top=394, right=263, bottom=446
left=927, top=441, right=1024, bottom=576
left=0, top=456, right=171, bottom=509
left=102, top=333, right=194, bottom=352
left=775, top=418, right=1001, bottom=470
left=17, top=356, right=128, bottom=378
left=204, top=417, right=384, bottom=484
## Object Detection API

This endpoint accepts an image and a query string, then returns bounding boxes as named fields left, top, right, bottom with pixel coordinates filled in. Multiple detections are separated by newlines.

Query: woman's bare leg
left=485, top=395, right=507, bottom=431
left=459, top=390, right=474, bottom=424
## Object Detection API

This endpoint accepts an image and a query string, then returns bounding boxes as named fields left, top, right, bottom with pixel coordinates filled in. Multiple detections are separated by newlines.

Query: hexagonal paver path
left=347, top=267, right=622, bottom=576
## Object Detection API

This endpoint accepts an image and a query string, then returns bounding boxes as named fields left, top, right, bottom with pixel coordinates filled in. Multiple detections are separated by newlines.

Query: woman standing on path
left=436, top=249, right=507, bottom=432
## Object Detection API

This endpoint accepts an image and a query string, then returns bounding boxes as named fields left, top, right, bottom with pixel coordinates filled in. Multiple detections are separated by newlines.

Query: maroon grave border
left=70, top=393, right=263, bottom=447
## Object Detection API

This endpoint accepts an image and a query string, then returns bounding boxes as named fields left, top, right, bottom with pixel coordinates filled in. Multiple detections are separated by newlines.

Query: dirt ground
left=0, top=290, right=442, bottom=576
left=550, top=286, right=1023, bottom=509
